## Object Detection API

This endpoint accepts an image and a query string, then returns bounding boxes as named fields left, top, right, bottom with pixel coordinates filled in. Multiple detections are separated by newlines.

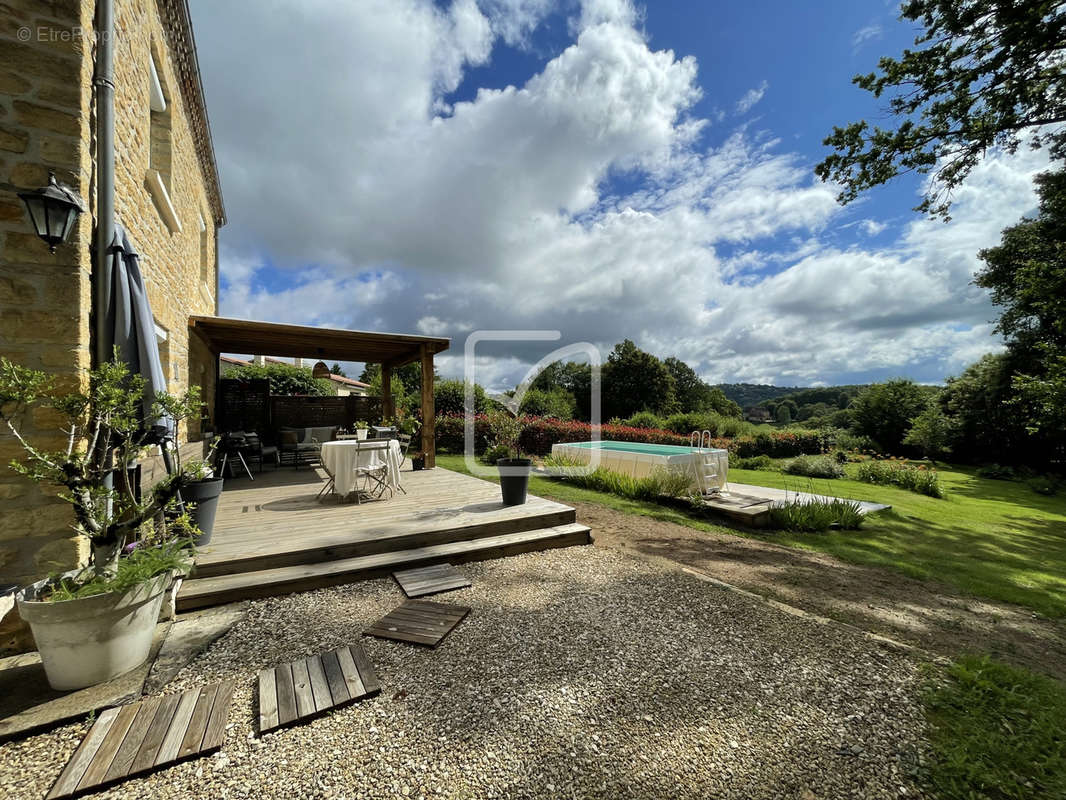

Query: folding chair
left=354, top=441, right=391, bottom=503
left=317, top=459, right=336, bottom=499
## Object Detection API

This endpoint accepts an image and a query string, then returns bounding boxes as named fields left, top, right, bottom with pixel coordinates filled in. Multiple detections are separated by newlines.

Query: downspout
left=93, top=0, right=115, bottom=368
left=92, top=0, right=117, bottom=566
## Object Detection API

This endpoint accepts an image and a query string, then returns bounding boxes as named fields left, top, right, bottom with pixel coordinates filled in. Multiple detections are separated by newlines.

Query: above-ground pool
left=550, top=440, right=728, bottom=492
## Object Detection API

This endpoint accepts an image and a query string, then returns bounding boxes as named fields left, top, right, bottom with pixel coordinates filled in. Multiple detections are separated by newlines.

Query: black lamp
left=17, top=172, right=85, bottom=253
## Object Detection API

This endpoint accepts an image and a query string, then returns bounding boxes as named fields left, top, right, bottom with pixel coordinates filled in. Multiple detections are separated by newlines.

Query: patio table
left=320, top=439, right=403, bottom=497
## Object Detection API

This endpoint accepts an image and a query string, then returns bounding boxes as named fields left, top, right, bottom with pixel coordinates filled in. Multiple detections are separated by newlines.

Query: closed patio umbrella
left=101, top=225, right=177, bottom=472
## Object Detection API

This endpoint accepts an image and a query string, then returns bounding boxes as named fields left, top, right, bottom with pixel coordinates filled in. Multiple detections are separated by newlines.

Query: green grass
left=730, top=464, right=1066, bottom=618
left=923, top=655, right=1066, bottom=799
left=435, top=454, right=1066, bottom=618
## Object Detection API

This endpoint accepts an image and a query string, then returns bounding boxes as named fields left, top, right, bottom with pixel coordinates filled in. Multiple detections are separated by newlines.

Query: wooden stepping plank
left=258, top=643, right=380, bottom=735
left=364, top=599, right=471, bottom=648
left=393, top=563, right=472, bottom=598
left=47, top=682, right=234, bottom=800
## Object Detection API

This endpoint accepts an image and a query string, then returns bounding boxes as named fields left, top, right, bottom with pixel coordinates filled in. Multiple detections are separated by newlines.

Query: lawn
left=435, top=454, right=1066, bottom=619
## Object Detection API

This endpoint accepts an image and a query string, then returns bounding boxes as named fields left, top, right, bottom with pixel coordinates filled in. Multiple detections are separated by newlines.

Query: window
left=147, top=44, right=180, bottom=232
left=199, top=212, right=209, bottom=285
left=154, top=320, right=170, bottom=390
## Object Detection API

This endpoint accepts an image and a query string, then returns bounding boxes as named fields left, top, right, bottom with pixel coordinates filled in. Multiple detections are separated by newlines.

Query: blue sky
left=189, top=0, right=1047, bottom=390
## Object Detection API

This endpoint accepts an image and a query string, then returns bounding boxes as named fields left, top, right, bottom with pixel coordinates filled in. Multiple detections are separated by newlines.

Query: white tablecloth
left=320, top=439, right=402, bottom=497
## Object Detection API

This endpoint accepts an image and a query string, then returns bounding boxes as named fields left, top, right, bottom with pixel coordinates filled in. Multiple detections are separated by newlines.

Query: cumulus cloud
left=194, top=0, right=1048, bottom=392
left=735, top=80, right=768, bottom=114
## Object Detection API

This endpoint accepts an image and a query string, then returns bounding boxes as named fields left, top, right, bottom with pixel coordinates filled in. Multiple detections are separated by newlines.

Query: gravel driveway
left=0, top=547, right=928, bottom=799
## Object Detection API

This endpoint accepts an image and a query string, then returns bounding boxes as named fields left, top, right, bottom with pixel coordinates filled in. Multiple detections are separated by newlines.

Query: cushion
left=279, top=431, right=299, bottom=446
left=309, top=426, right=336, bottom=443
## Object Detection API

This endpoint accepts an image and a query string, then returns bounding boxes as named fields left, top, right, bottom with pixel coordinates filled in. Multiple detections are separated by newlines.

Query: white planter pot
left=356, top=429, right=368, bottom=441
left=16, top=571, right=171, bottom=691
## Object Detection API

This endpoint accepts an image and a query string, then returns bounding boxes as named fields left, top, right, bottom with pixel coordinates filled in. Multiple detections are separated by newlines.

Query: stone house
left=0, top=0, right=224, bottom=595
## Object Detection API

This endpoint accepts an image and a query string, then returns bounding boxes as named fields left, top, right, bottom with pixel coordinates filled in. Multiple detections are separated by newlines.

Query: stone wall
left=0, top=0, right=96, bottom=585
left=0, top=0, right=222, bottom=592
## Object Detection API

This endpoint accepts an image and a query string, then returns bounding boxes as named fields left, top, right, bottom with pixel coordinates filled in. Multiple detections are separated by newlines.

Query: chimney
left=253, top=355, right=265, bottom=366
left=294, top=357, right=305, bottom=368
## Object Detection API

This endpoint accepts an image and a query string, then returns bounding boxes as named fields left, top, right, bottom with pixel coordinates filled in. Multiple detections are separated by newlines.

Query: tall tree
left=817, top=0, right=1066, bottom=217
left=850, top=379, right=930, bottom=452
left=940, top=353, right=1032, bottom=462
left=975, top=169, right=1066, bottom=451
left=602, top=340, right=676, bottom=420
left=976, top=170, right=1066, bottom=356
left=329, top=363, right=346, bottom=377
left=663, top=357, right=742, bottom=417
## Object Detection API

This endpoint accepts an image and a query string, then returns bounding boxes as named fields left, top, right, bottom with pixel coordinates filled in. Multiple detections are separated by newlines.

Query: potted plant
left=353, top=419, right=369, bottom=440
left=182, top=457, right=223, bottom=547
left=488, top=411, right=531, bottom=506
left=0, top=356, right=202, bottom=690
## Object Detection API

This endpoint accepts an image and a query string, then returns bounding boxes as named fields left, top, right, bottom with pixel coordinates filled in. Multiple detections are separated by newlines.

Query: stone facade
left=0, top=0, right=224, bottom=593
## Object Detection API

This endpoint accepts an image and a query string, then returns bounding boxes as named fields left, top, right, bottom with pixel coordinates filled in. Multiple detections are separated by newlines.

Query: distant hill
left=714, top=383, right=804, bottom=407
left=760, top=385, right=868, bottom=409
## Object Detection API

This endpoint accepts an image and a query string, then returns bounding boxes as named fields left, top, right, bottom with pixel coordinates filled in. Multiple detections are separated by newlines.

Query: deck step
left=177, top=523, right=592, bottom=611
left=193, top=505, right=577, bottom=579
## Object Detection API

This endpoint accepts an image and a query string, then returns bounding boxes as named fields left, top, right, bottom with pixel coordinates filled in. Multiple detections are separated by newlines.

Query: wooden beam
left=420, top=344, right=435, bottom=468
left=381, top=364, right=394, bottom=421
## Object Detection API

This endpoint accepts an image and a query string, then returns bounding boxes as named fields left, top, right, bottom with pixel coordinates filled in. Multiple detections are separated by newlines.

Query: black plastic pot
left=497, top=458, right=532, bottom=506
left=183, top=477, right=224, bottom=547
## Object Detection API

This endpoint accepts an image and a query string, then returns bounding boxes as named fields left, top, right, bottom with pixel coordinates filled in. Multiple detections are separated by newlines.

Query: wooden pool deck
left=699, top=482, right=891, bottom=528
left=176, top=465, right=590, bottom=611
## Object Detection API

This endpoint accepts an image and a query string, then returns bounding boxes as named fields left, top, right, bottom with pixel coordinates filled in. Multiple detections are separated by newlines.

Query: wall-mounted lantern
left=17, top=172, right=85, bottom=253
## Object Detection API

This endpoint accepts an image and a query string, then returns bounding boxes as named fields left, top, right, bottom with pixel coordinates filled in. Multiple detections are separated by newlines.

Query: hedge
left=434, top=414, right=826, bottom=458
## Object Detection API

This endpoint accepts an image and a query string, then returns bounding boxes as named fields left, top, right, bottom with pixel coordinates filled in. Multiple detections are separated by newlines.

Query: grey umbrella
left=102, top=225, right=174, bottom=445
left=103, top=227, right=183, bottom=516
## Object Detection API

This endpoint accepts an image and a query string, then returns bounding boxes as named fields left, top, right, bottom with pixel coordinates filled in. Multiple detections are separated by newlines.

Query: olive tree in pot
left=488, top=411, right=530, bottom=506
left=0, top=356, right=204, bottom=690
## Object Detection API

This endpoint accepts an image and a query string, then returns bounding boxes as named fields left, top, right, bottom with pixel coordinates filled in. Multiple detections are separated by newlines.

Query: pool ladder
left=689, top=430, right=724, bottom=496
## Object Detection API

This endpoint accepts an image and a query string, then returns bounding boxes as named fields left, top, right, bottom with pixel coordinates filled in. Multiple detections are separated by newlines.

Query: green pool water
left=558, top=440, right=703, bottom=456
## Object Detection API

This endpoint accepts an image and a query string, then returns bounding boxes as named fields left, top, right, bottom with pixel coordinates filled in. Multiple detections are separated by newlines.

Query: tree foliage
left=518, top=387, right=576, bottom=420
left=663, top=357, right=742, bottom=417
left=602, top=340, right=676, bottom=420
left=903, top=399, right=955, bottom=459
left=977, top=169, right=1066, bottom=355
left=434, top=379, right=488, bottom=416
left=817, top=0, right=1066, bottom=217
left=850, top=379, right=931, bottom=452
left=970, top=170, right=1066, bottom=454
left=226, top=363, right=333, bottom=396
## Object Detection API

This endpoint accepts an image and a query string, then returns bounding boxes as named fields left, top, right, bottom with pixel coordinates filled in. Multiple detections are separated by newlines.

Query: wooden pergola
left=189, top=316, right=449, bottom=466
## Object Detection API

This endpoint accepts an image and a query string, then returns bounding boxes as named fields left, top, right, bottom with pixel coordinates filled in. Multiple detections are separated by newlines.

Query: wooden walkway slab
left=258, top=644, right=380, bottom=735
left=364, top=600, right=471, bottom=648
left=393, top=563, right=471, bottom=598
left=46, top=682, right=234, bottom=800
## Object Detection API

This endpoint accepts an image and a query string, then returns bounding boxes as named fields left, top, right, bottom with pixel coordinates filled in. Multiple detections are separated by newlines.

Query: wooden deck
left=177, top=466, right=590, bottom=610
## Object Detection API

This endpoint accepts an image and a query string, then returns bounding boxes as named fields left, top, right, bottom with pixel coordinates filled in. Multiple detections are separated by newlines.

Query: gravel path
left=0, top=547, right=929, bottom=800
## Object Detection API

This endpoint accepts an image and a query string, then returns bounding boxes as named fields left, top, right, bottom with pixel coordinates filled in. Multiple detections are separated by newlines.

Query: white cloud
left=735, top=80, right=768, bottom=114
left=195, top=0, right=1049, bottom=392
left=851, top=23, right=882, bottom=51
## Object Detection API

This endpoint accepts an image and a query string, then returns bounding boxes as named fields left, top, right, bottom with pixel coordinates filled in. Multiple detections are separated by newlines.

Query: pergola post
left=381, top=363, right=394, bottom=421
left=420, top=344, right=435, bottom=468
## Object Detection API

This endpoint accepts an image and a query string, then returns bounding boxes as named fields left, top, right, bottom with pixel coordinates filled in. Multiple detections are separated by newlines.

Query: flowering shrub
left=435, top=414, right=827, bottom=458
